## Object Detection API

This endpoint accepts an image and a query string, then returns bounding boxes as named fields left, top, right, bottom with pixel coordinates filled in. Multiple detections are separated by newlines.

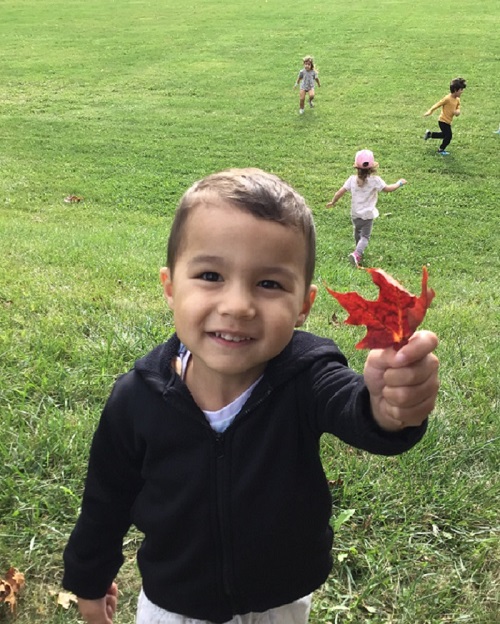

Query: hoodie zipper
left=214, top=432, right=232, bottom=597
left=212, top=387, right=272, bottom=606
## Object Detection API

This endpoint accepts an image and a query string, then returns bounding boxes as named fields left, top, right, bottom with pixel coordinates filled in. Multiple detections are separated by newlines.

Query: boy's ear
left=159, top=267, right=174, bottom=309
left=295, top=285, right=317, bottom=327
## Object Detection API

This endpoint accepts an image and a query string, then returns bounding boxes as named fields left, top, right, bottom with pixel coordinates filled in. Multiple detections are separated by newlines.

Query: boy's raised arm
left=424, top=97, right=446, bottom=116
left=363, top=330, right=439, bottom=431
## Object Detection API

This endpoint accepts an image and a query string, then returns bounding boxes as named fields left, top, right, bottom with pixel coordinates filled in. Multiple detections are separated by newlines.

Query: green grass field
left=1, top=0, right=499, bottom=622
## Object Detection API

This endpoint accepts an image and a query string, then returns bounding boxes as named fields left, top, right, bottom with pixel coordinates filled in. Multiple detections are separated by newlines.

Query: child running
left=326, top=150, right=407, bottom=267
left=423, top=77, right=467, bottom=155
left=294, top=55, right=321, bottom=115
left=63, top=168, right=438, bottom=624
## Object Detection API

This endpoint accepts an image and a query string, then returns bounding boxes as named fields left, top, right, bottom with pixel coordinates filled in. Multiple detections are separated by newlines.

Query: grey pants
left=352, top=217, right=373, bottom=256
left=136, top=589, right=312, bottom=624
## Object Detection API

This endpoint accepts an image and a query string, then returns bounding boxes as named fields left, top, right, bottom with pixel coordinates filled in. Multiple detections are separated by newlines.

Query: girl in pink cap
left=326, top=150, right=407, bottom=267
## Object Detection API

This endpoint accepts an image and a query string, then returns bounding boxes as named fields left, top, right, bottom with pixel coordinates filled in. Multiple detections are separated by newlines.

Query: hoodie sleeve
left=308, top=355, right=427, bottom=455
left=62, top=373, right=146, bottom=599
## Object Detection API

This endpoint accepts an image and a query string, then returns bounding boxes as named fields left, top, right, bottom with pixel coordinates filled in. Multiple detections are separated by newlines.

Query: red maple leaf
left=326, top=266, right=435, bottom=350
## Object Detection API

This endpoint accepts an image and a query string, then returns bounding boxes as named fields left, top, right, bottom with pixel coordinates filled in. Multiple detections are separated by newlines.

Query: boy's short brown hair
left=450, top=77, right=466, bottom=93
left=167, top=168, right=316, bottom=288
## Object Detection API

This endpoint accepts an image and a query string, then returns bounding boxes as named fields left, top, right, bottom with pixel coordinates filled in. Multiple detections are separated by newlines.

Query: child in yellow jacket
left=423, top=77, right=466, bottom=155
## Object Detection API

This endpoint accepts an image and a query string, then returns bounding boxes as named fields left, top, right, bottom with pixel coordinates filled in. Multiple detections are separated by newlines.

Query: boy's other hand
left=424, top=111, right=432, bottom=116
left=78, top=583, right=118, bottom=624
left=364, top=331, right=439, bottom=431
left=454, top=110, right=461, bottom=116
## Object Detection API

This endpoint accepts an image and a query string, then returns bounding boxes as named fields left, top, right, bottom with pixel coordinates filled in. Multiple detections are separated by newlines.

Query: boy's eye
left=259, top=280, right=282, bottom=290
left=198, top=271, right=221, bottom=282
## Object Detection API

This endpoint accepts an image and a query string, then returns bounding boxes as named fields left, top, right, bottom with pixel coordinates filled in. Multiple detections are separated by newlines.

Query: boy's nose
left=218, top=285, right=256, bottom=319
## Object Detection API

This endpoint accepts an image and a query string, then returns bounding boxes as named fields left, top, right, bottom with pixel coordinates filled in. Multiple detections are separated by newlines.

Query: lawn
left=0, top=0, right=499, bottom=622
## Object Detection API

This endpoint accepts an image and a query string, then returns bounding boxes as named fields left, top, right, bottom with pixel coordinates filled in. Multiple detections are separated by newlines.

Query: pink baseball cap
left=353, top=149, right=379, bottom=169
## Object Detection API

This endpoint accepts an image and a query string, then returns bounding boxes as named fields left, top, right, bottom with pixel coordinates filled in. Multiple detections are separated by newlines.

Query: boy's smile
left=161, top=200, right=316, bottom=408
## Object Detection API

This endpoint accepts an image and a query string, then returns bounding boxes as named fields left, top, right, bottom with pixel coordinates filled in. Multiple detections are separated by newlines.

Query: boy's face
left=161, top=201, right=316, bottom=390
left=452, top=88, right=464, bottom=97
left=303, top=60, right=312, bottom=70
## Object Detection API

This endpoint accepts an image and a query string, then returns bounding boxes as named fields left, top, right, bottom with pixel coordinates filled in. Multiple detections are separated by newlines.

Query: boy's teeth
left=216, top=332, right=249, bottom=342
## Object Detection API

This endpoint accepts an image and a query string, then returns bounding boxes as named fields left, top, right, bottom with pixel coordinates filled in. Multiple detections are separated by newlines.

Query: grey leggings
left=352, top=217, right=373, bottom=255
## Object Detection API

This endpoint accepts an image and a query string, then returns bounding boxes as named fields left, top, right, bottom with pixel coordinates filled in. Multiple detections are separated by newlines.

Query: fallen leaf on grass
left=363, top=604, right=378, bottom=614
left=328, top=312, right=341, bottom=326
left=328, top=477, right=344, bottom=489
left=57, top=591, right=78, bottom=609
left=64, top=195, right=83, bottom=203
left=326, top=266, right=435, bottom=350
left=0, top=567, right=25, bottom=612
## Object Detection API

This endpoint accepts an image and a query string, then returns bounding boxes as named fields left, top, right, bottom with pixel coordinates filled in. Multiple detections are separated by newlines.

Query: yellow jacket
left=428, top=93, right=461, bottom=124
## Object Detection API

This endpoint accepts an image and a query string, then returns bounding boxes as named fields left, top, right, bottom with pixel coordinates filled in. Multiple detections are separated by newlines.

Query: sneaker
left=299, top=108, right=304, bottom=115
left=309, top=100, right=314, bottom=108
left=348, top=252, right=361, bottom=267
left=423, top=129, right=431, bottom=140
left=438, top=150, right=450, bottom=156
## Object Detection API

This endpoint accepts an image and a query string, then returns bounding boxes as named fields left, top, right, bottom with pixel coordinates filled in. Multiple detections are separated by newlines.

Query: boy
left=423, top=76, right=467, bottom=155
left=63, top=168, right=439, bottom=624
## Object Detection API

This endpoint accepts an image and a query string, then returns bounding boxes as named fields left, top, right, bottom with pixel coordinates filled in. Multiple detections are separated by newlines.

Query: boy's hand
left=326, top=200, right=335, bottom=207
left=364, top=331, right=439, bottom=431
left=78, top=583, right=118, bottom=624
left=424, top=110, right=432, bottom=117
left=454, top=110, right=461, bottom=116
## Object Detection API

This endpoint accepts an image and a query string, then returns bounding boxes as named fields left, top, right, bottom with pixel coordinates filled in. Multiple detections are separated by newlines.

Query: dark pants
left=431, top=121, right=452, bottom=151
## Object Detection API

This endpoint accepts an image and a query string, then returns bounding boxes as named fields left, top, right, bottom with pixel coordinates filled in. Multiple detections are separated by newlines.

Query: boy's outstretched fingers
left=105, top=583, right=118, bottom=619
left=365, top=331, right=439, bottom=431
left=77, top=583, right=118, bottom=624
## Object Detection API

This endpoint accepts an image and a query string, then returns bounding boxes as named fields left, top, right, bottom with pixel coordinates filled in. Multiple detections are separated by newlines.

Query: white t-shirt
left=179, top=346, right=261, bottom=433
left=343, top=174, right=386, bottom=220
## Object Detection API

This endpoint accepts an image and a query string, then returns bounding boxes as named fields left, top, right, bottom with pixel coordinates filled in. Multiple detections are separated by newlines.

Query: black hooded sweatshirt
left=63, top=330, right=426, bottom=622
